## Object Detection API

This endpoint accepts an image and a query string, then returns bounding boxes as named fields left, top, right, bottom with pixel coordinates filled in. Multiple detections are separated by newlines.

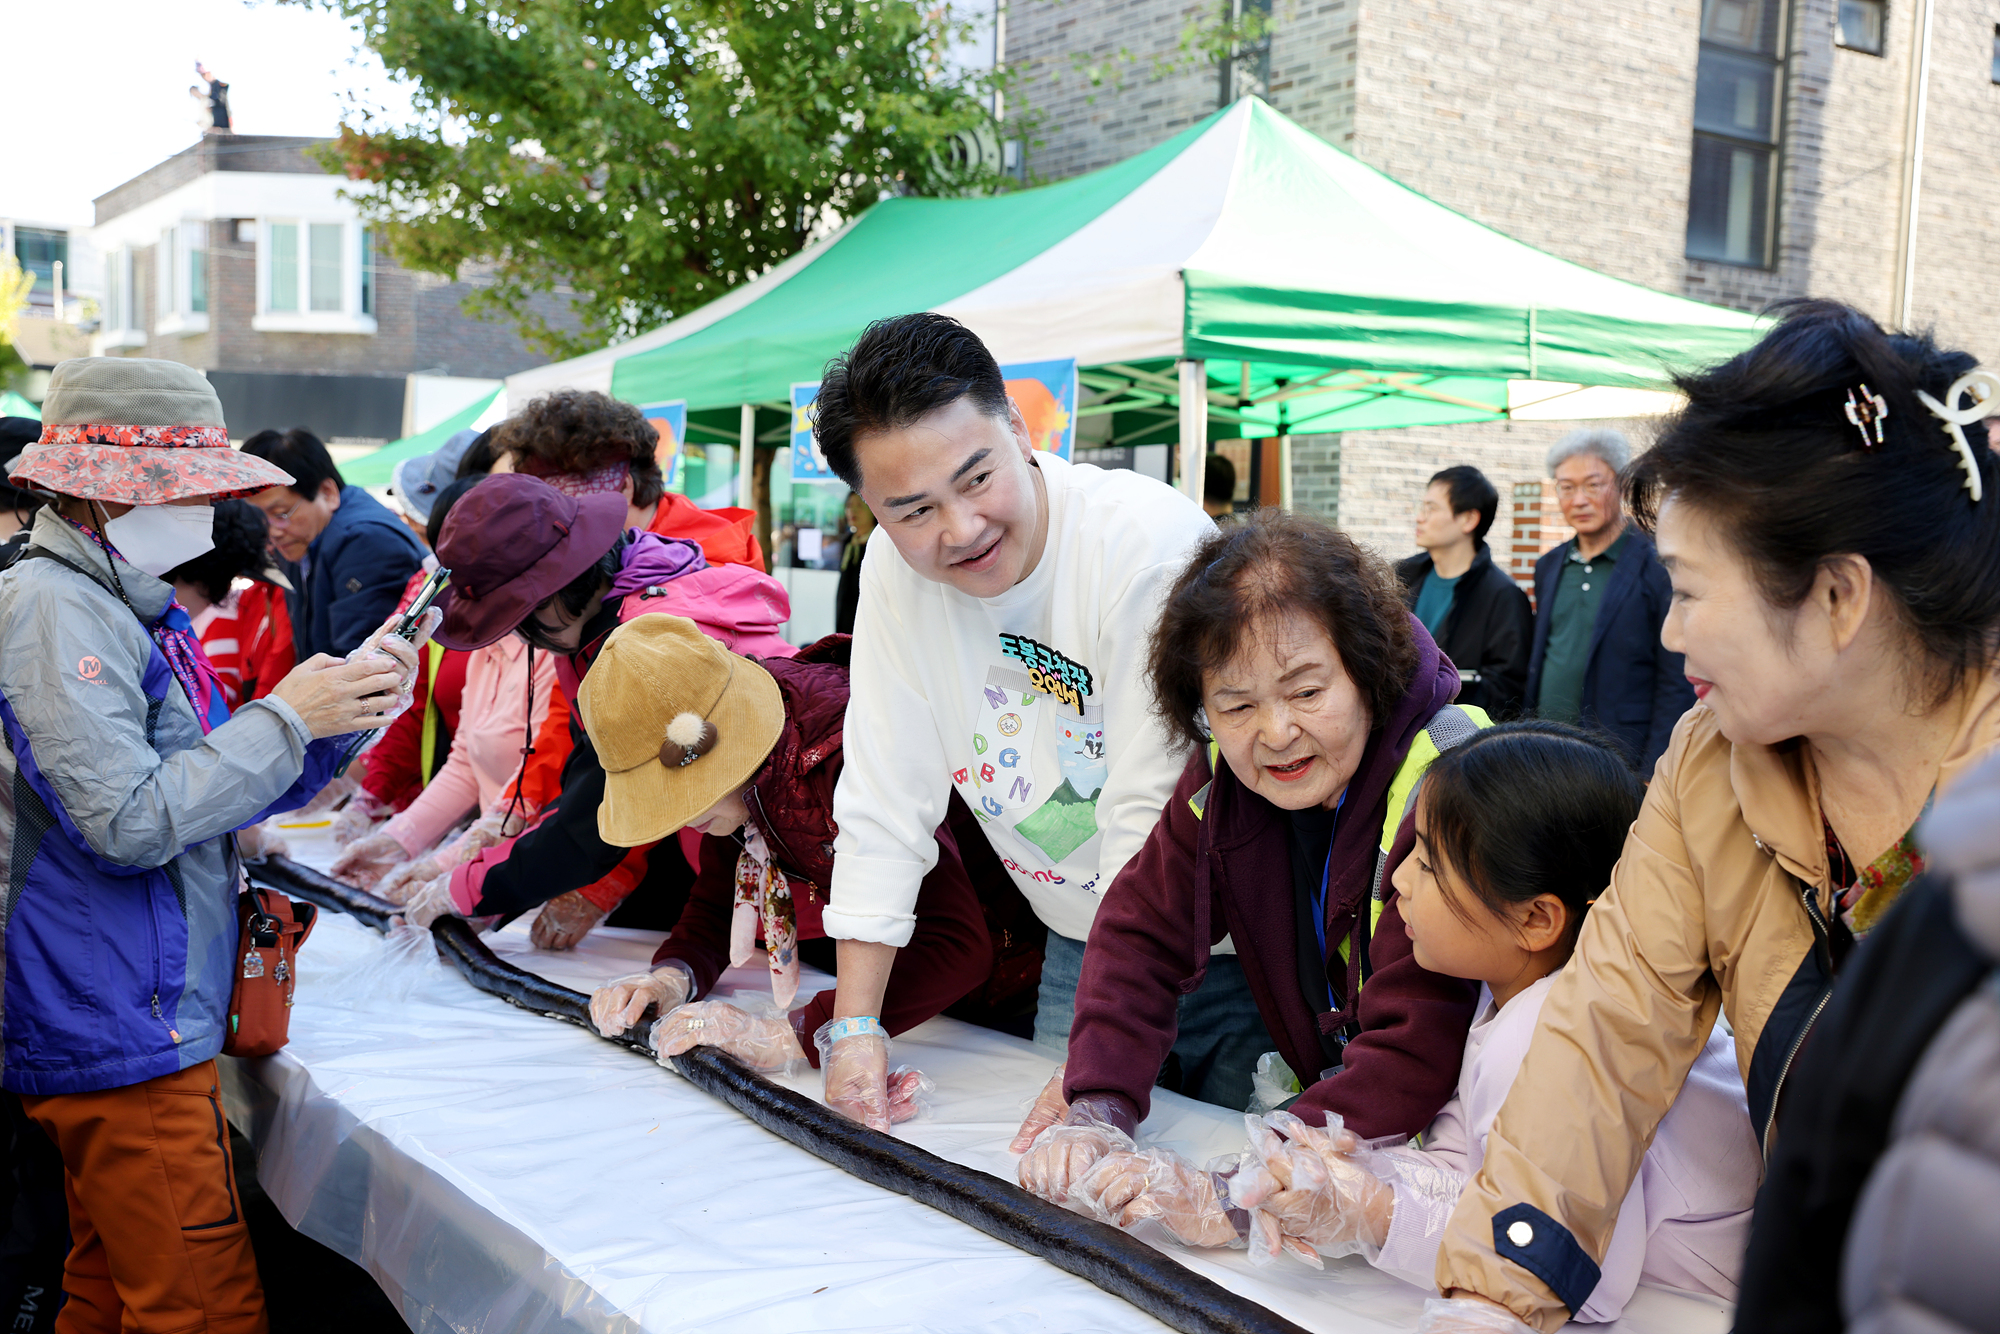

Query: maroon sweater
left=652, top=645, right=997, bottom=1066
left=1066, top=619, right=1480, bottom=1140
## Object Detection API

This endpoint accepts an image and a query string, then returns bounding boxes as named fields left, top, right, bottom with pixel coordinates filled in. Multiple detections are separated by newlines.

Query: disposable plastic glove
left=330, top=789, right=389, bottom=847
left=377, top=810, right=520, bottom=904
left=1074, top=1149, right=1242, bottom=1248
left=531, top=891, right=609, bottom=951
left=296, top=770, right=360, bottom=818
left=1230, top=1109, right=1393, bottom=1268
left=234, top=821, right=291, bottom=861
left=329, top=831, right=409, bottom=891
left=1009, top=1065, right=1069, bottom=1152
left=1017, top=1104, right=1137, bottom=1207
left=818, top=1027, right=893, bottom=1132
left=1413, top=1298, right=1537, bottom=1333
left=650, top=1000, right=805, bottom=1074
left=344, top=607, right=442, bottom=723
left=399, top=872, right=458, bottom=929
left=883, top=1066, right=932, bottom=1126
left=590, top=965, right=692, bottom=1038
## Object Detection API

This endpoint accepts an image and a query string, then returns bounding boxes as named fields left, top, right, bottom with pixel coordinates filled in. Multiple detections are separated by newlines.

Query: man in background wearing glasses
left=243, top=427, right=426, bottom=660
left=1523, top=427, right=1693, bottom=779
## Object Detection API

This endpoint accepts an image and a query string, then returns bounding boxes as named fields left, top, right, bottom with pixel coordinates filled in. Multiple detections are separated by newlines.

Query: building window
left=1837, top=0, right=1885, bottom=54
left=1687, top=0, right=1786, bottom=267
left=257, top=219, right=377, bottom=332
left=13, top=227, right=67, bottom=301
left=97, top=248, right=146, bottom=349
left=155, top=224, right=210, bottom=334
left=268, top=223, right=300, bottom=312
left=159, top=226, right=178, bottom=315
left=189, top=223, right=207, bottom=315
left=1992, top=24, right=1999, bottom=82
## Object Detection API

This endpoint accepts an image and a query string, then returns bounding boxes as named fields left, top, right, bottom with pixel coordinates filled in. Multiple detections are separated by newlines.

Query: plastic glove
left=531, top=891, right=609, bottom=951
left=329, top=831, right=410, bottom=891
left=1414, top=1297, right=1538, bottom=1333
left=649, top=1000, right=805, bottom=1074
left=1010, top=1064, right=1069, bottom=1152
left=296, top=770, right=360, bottom=818
left=1018, top=1104, right=1137, bottom=1207
left=1074, top=1149, right=1242, bottom=1248
left=378, top=810, right=518, bottom=904
left=234, top=821, right=291, bottom=861
left=817, top=1025, right=893, bottom=1132
left=1230, top=1109, right=1393, bottom=1268
left=590, top=965, right=692, bottom=1038
left=345, top=607, right=442, bottom=723
left=330, top=790, right=390, bottom=847
left=883, top=1066, right=932, bottom=1126
left=398, top=872, right=458, bottom=929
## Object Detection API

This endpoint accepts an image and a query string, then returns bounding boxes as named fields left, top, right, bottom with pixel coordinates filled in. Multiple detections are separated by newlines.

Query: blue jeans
left=1034, top=931, right=1274, bottom=1114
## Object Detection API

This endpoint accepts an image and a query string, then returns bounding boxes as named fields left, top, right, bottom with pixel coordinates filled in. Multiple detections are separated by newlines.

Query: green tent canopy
left=0, top=390, right=39, bottom=421
left=505, top=97, right=1766, bottom=482
left=343, top=389, right=500, bottom=488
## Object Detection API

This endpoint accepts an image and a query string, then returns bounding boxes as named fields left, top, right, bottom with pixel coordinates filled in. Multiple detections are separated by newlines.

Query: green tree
left=303, top=0, right=1006, bottom=358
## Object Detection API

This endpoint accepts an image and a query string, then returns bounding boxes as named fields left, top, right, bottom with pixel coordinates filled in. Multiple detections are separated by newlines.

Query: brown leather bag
left=224, top=884, right=317, bottom=1057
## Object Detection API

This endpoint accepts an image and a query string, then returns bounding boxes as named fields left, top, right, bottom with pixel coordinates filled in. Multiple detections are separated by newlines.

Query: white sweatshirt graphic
left=826, top=453, right=1213, bottom=946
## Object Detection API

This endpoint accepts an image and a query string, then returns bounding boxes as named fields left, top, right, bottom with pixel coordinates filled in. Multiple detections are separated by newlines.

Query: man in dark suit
left=242, top=428, right=426, bottom=659
left=1524, top=428, right=1694, bottom=778
left=1396, top=465, right=1533, bottom=717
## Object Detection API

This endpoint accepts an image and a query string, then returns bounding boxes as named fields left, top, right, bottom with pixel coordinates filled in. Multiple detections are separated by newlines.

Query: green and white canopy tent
left=506, top=96, right=1767, bottom=501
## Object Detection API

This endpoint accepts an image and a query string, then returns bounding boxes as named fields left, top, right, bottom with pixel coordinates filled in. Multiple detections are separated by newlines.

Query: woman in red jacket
left=580, top=615, right=1012, bottom=1128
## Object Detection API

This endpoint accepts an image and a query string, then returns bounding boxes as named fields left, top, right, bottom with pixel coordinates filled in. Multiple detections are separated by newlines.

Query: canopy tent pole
left=1177, top=359, right=1207, bottom=504
left=738, top=404, right=756, bottom=508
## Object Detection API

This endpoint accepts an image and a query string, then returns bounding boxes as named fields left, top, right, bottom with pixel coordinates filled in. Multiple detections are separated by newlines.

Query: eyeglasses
left=263, top=499, right=305, bottom=528
left=1555, top=477, right=1617, bottom=500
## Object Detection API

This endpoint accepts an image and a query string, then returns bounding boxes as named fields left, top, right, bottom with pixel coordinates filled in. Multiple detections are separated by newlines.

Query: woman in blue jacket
left=0, top=358, right=425, bottom=1334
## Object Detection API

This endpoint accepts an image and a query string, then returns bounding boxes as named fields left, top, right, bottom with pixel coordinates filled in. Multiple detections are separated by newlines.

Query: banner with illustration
left=790, top=382, right=836, bottom=481
left=788, top=356, right=1077, bottom=484
left=1000, top=357, right=1077, bottom=461
left=640, top=400, right=688, bottom=489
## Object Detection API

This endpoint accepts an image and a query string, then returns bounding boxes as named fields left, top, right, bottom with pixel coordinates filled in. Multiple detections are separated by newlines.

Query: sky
left=7, top=0, right=418, bottom=226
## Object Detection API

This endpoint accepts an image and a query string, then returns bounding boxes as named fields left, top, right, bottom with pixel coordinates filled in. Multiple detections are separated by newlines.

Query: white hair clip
left=1914, top=370, right=1997, bottom=504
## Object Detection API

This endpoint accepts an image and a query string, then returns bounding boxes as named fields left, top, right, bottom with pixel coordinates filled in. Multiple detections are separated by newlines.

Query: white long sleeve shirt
left=1372, top=972, right=1760, bottom=1321
left=826, top=453, right=1213, bottom=947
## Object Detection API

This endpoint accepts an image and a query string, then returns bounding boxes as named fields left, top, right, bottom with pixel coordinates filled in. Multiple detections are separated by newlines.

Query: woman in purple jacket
left=1015, top=509, right=1484, bottom=1205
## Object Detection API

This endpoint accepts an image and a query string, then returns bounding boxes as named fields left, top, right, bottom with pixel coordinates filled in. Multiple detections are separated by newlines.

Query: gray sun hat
left=9, top=358, right=294, bottom=503
left=391, top=428, right=481, bottom=525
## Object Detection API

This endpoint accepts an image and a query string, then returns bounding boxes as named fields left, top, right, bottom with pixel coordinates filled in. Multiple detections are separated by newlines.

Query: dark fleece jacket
left=1065, top=615, right=1480, bottom=1139
left=653, top=643, right=1001, bottom=1065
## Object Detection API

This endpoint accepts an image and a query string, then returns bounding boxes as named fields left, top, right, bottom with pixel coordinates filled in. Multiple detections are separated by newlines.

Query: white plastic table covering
left=222, top=827, right=1731, bottom=1334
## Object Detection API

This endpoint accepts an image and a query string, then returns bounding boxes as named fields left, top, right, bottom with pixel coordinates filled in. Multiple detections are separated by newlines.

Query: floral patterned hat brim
left=12, top=426, right=295, bottom=504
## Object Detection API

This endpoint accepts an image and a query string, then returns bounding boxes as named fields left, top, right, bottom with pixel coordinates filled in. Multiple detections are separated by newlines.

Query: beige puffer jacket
left=1435, top=675, right=2000, bottom=1330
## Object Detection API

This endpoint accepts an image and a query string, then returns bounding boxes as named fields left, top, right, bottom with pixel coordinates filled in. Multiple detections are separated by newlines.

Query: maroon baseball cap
left=432, top=474, right=630, bottom=650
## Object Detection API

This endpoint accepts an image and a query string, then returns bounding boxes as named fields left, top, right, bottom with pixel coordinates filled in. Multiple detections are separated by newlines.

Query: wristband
left=823, top=1015, right=886, bottom=1043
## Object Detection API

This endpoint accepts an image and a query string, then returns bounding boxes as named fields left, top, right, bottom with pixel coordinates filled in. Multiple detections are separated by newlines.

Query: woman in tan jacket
left=1422, top=301, right=2000, bottom=1333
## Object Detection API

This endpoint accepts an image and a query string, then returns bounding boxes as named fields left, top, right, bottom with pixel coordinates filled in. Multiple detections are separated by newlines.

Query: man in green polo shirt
left=1523, top=428, right=1693, bottom=777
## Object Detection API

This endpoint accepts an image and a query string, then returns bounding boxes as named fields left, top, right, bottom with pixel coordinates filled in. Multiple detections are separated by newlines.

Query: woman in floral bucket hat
left=0, top=358, right=434, bottom=1334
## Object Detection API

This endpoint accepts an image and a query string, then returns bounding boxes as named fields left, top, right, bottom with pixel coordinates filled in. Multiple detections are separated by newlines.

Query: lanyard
left=1312, top=790, right=1347, bottom=1008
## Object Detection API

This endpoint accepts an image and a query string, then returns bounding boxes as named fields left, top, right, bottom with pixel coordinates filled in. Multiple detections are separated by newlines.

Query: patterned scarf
left=1824, top=814, right=1928, bottom=940
left=62, top=514, right=225, bottom=733
left=519, top=459, right=630, bottom=498
left=728, top=820, right=800, bottom=1008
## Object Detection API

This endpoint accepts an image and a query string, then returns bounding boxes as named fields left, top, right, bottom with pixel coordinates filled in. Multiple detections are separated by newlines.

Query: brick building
left=1005, top=0, right=2000, bottom=556
left=87, top=135, right=579, bottom=445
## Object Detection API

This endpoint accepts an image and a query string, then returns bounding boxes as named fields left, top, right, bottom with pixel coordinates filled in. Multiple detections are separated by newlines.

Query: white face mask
left=104, top=503, right=216, bottom=578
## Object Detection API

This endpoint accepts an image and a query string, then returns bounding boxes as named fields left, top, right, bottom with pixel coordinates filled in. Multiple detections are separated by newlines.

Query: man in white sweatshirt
left=814, top=313, right=1226, bottom=1129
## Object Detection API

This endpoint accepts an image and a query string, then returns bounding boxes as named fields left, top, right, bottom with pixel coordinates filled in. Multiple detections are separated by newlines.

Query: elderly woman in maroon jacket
left=1014, top=510, right=1484, bottom=1213
left=582, top=615, right=1013, bottom=1123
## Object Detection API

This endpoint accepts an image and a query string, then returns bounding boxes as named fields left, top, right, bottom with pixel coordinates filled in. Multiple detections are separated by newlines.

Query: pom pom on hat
left=659, top=712, right=720, bottom=768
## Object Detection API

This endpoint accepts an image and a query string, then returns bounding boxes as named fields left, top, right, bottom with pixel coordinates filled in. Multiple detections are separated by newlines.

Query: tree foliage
left=303, top=0, right=1006, bottom=358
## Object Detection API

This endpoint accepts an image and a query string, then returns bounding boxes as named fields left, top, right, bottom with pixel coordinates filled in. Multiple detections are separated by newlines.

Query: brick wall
left=1349, top=0, right=1703, bottom=294
left=1507, top=479, right=1573, bottom=603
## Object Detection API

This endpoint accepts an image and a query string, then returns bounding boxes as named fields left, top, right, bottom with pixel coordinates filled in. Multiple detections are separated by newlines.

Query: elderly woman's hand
left=270, top=654, right=412, bottom=739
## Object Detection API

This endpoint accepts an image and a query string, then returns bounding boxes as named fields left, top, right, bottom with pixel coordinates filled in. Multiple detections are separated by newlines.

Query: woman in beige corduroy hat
left=572, top=614, right=1022, bottom=1131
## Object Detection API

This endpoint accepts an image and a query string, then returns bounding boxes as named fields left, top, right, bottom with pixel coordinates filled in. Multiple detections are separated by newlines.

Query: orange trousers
left=22, top=1060, right=267, bottom=1334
